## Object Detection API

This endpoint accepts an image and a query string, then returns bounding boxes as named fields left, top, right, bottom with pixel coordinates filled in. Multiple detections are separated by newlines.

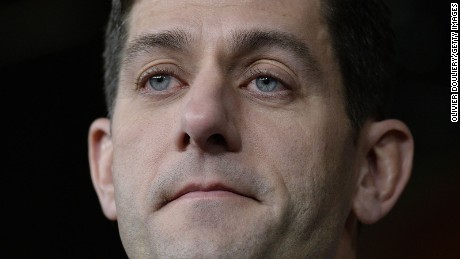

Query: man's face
left=110, top=0, right=358, bottom=257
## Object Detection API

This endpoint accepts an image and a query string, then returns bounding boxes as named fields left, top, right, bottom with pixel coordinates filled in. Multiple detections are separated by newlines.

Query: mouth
left=162, top=183, right=258, bottom=208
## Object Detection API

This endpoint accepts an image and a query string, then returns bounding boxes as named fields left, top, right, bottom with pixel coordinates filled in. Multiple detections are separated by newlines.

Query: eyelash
left=135, top=66, right=292, bottom=96
left=136, top=66, right=182, bottom=90
left=246, top=68, right=290, bottom=90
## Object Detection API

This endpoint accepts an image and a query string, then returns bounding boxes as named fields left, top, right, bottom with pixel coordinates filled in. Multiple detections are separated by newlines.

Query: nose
left=176, top=68, right=241, bottom=153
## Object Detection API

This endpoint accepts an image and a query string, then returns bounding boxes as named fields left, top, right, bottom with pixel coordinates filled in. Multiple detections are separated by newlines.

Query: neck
left=334, top=215, right=358, bottom=259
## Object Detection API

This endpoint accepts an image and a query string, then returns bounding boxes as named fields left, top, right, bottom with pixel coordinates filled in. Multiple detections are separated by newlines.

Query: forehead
left=127, top=0, right=324, bottom=41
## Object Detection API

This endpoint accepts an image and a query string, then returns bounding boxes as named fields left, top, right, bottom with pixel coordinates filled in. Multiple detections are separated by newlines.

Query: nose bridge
left=184, top=62, right=227, bottom=127
left=178, top=59, right=240, bottom=152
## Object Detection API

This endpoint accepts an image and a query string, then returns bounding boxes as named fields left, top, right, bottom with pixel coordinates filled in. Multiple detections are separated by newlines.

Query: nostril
left=183, top=134, right=191, bottom=147
left=208, top=134, right=227, bottom=147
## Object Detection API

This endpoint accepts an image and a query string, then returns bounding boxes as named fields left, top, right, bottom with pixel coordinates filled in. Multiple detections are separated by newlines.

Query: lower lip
left=177, top=190, right=242, bottom=200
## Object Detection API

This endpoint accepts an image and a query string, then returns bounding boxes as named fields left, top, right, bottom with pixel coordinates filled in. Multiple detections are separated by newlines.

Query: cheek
left=255, top=115, right=349, bottom=196
left=244, top=101, right=356, bottom=229
left=111, top=101, right=179, bottom=218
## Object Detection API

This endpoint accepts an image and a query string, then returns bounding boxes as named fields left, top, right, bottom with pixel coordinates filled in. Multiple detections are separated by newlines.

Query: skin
left=89, top=0, right=414, bottom=258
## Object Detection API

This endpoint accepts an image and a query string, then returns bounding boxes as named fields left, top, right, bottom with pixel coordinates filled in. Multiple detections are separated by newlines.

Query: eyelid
left=135, top=63, right=185, bottom=90
left=246, top=67, right=293, bottom=91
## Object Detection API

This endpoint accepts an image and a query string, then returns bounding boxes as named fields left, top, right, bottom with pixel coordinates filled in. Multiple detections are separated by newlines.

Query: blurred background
left=1, top=1, right=458, bottom=258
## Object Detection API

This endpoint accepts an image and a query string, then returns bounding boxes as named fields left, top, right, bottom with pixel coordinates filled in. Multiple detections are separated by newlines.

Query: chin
left=144, top=205, right=285, bottom=259
left=147, top=236, right=271, bottom=259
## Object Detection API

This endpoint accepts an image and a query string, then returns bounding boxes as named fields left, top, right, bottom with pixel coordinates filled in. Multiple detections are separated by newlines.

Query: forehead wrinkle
left=122, top=29, right=194, bottom=66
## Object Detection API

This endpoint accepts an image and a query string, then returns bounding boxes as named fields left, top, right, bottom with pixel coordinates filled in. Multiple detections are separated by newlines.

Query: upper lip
left=165, top=182, right=257, bottom=206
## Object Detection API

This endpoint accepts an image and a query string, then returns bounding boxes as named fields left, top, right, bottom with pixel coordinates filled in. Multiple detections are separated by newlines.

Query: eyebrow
left=123, top=29, right=193, bottom=65
left=230, top=30, right=320, bottom=72
left=123, top=28, right=320, bottom=75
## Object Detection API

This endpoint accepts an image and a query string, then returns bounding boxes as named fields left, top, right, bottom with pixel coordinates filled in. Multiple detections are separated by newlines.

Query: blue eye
left=255, top=77, right=279, bottom=92
left=148, top=75, right=171, bottom=91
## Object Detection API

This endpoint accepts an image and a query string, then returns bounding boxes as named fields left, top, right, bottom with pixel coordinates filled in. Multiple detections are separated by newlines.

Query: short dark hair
left=103, top=0, right=394, bottom=130
left=322, top=0, right=394, bottom=130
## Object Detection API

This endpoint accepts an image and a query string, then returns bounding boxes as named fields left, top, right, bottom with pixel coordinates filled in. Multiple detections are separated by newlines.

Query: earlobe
left=352, top=119, right=414, bottom=224
left=88, top=118, right=117, bottom=220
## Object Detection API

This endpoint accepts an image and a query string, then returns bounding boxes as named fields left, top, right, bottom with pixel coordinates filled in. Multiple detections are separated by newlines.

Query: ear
left=88, top=118, right=117, bottom=220
left=352, top=119, right=414, bottom=224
